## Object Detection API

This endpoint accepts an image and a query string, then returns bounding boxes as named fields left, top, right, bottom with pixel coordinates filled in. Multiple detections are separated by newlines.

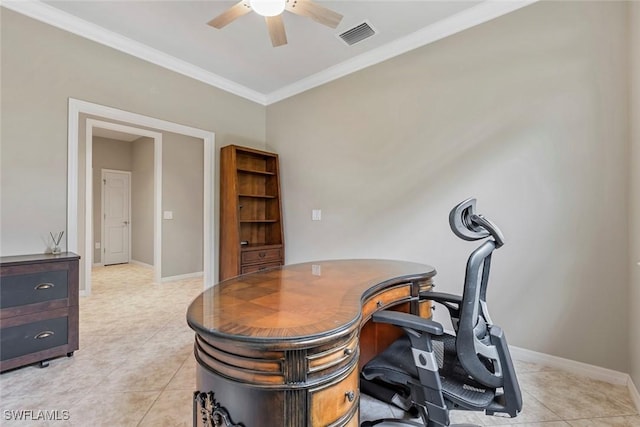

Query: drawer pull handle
left=345, top=391, right=355, bottom=402
left=344, top=348, right=353, bottom=356
left=34, top=331, right=55, bottom=340
left=35, top=283, right=55, bottom=290
left=259, top=252, right=266, bottom=258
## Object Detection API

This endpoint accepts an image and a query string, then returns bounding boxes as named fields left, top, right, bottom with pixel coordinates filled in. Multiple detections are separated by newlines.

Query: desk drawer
left=0, top=270, right=69, bottom=309
left=309, top=364, right=359, bottom=426
left=362, top=284, right=411, bottom=321
left=241, top=248, right=281, bottom=265
left=1, top=316, right=69, bottom=361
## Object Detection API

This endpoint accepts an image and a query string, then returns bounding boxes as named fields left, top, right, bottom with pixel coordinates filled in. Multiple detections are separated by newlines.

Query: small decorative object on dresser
left=0, top=252, right=80, bottom=372
left=219, top=145, right=285, bottom=281
left=49, top=231, right=64, bottom=255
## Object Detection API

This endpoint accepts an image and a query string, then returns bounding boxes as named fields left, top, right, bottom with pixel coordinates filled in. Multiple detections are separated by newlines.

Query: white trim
left=161, top=271, right=204, bottom=283
left=1, top=1, right=266, bottom=105
left=68, top=98, right=216, bottom=294
left=85, top=119, right=163, bottom=292
left=100, top=168, right=132, bottom=267
left=629, top=378, right=640, bottom=413
left=267, top=0, right=538, bottom=103
left=509, top=345, right=629, bottom=386
left=153, top=133, right=163, bottom=284
left=4, top=0, right=537, bottom=105
left=129, top=259, right=153, bottom=269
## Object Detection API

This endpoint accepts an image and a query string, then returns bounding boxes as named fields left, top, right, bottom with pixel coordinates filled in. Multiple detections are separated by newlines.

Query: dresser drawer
left=1, top=316, right=69, bottom=361
left=241, top=262, right=281, bottom=274
left=0, top=270, right=69, bottom=309
left=241, top=247, right=282, bottom=265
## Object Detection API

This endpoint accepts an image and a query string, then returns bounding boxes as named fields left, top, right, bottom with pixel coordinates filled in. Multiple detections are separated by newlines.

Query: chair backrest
left=449, top=198, right=507, bottom=389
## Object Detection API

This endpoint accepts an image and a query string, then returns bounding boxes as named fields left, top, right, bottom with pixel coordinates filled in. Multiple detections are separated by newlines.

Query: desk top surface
left=187, top=259, right=435, bottom=343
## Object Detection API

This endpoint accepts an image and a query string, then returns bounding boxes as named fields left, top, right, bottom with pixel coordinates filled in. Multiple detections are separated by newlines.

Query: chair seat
left=362, top=334, right=496, bottom=410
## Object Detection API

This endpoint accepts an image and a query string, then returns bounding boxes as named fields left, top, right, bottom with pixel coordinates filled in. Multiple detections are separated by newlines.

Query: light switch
left=312, top=209, right=321, bottom=221
left=95, top=242, right=100, bottom=249
left=163, top=211, right=173, bottom=220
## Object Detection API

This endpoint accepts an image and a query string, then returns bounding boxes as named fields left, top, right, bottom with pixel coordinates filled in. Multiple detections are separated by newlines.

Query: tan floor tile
left=567, top=416, right=640, bottom=426
left=2, top=264, right=638, bottom=426
left=0, top=389, right=81, bottom=426
left=138, top=389, right=193, bottom=427
left=519, top=371, right=637, bottom=419
left=494, top=422, right=571, bottom=427
left=165, top=356, right=197, bottom=391
left=67, top=391, right=159, bottom=426
left=482, top=391, right=561, bottom=425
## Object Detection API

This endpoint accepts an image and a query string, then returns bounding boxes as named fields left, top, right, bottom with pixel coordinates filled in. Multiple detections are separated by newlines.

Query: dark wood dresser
left=0, top=252, right=80, bottom=372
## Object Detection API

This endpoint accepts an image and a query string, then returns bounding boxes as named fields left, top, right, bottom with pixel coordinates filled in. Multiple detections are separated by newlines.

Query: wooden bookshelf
left=219, top=145, right=284, bottom=281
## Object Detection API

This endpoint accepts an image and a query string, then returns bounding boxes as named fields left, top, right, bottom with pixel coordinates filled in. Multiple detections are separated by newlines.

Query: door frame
left=87, top=118, right=162, bottom=288
left=101, top=168, right=132, bottom=267
left=68, top=98, right=216, bottom=296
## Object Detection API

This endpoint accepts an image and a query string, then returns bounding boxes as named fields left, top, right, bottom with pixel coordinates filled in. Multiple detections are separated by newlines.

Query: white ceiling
left=3, top=1, right=535, bottom=105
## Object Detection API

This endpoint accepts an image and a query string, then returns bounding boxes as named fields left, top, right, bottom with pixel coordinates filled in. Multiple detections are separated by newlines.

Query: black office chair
left=360, top=198, right=522, bottom=427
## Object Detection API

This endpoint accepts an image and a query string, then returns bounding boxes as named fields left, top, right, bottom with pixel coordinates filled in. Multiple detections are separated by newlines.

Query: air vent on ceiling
left=339, top=22, right=376, bottom=46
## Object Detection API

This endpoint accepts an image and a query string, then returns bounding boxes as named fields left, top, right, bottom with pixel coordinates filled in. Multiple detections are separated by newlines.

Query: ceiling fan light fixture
left=250, top=0, right=286, bottom=17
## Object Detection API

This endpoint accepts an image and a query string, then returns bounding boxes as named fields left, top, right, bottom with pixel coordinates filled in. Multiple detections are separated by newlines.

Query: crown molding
left=1, top=0, right=268, bottom=105
left=265, top=0, right=538, bottom=104
left=3, top=0, right=536, bottom=106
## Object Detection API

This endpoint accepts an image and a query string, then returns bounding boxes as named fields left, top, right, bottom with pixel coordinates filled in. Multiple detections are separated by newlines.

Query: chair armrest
left=419, top=291, right=461, bottom=304
left=372, top=311, right=444, bottom=336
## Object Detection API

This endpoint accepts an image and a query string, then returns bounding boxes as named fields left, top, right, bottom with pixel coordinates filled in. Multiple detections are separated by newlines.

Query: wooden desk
left=187, top=259, right=436, bottom=427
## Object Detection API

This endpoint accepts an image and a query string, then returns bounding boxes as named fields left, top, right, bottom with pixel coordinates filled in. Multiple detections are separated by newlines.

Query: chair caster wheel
left=66, top=352, right=74, bottom=357
left=39, top=360, right=50, bottom=368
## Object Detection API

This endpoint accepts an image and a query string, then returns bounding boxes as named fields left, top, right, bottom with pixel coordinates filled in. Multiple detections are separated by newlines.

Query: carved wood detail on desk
left=187, top=259, right=435, bottom=426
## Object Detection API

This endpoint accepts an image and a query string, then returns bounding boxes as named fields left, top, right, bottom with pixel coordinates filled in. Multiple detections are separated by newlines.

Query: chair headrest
left=449, top=198, right=505, bottom=248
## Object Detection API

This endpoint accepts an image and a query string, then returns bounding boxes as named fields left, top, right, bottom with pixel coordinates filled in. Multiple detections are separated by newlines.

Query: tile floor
left=1, top=264, right=638, bottom=426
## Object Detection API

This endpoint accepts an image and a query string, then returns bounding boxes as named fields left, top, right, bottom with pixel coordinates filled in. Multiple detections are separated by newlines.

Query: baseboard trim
left=129, top=259, right=153, bottom=269
left=161, top=271, right=203, bottom=282
left=509, top=345, right=629, bottom=386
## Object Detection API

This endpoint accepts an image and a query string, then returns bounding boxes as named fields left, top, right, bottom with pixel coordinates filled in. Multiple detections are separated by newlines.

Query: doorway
left=87, top=118, right=162, bottom=284
left=101, top=169, right=131, bottom=266
left=67, top=98, right=216, bottom=295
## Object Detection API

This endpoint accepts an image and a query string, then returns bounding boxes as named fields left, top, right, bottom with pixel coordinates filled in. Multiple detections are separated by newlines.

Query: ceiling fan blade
left=207, top=1, right=252, bottom=29
left=265, top=15, right=287, bottom=47
left=285, top=0, right=343, bottom=29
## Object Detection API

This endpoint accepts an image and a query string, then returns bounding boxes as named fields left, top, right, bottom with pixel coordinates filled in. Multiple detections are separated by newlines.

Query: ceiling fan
left=208, top=0, right=343, bottom=47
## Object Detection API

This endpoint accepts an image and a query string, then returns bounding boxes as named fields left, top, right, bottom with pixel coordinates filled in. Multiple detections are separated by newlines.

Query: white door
left=102, top=170, right=131, bottom=265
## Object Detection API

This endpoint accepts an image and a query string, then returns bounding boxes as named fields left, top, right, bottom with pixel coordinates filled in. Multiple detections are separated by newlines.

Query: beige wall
left=0, top=9, right=266, bottom=284
left=1, top=1, right=638, bottom=379
left=92, top=137, right=133, bottom=263
left=630, top=2, right=640, bottom=390
left=162, top=132, right=204, bottom=278
left=131, top=137, right=154, bottom=266
left=90, top=131, right=203, bottom=277
left=267, top=1, right=630, bottom=372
